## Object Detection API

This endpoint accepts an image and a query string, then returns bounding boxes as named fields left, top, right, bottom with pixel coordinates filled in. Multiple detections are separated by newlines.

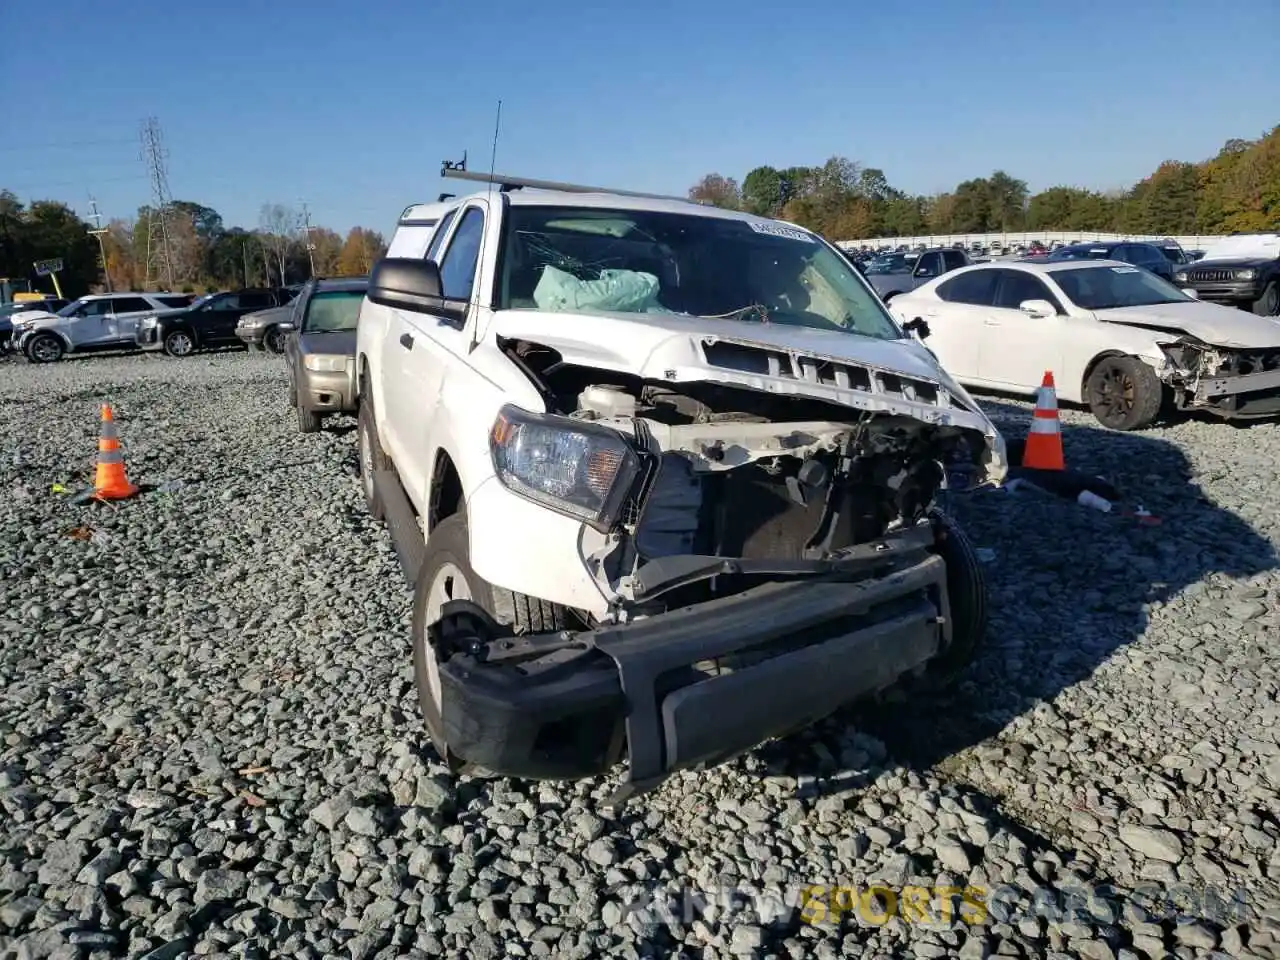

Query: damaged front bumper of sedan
left=1158, top=340, right=1280, bottom=418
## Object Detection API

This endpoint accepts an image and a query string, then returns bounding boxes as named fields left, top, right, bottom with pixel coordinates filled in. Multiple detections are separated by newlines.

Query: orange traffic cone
left=90, top=404, right=140, bottom=501
left=1022, top=371, right=1066, bottom=471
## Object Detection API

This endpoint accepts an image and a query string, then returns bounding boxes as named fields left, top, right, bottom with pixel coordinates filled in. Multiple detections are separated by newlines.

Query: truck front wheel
left=411, top=513, right=568, bottom=765
left=926, top=508, right=987, bottom=682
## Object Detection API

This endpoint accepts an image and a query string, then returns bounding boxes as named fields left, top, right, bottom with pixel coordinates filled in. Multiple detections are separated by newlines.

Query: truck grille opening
left=700, top=339, right=950, bottom=409
left=1188, top=269, right=1236, bottom=283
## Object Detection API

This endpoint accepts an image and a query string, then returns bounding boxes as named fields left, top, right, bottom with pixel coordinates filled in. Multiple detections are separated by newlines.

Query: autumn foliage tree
left=689, top=126, right=1280, bottom=240
left=336, top=227, right=387, bottom=276
left=0, top=188, right=392, bottom=296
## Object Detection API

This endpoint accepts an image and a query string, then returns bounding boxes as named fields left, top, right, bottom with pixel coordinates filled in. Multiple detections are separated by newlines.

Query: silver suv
left=13, top=292, right=195, bottom=363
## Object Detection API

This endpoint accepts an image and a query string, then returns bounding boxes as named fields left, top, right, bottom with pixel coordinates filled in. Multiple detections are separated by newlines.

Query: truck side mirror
left=368, top=257, right=466, bottom=326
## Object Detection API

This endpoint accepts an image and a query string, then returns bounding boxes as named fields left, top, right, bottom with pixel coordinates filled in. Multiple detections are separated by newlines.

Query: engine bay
left=501, top=337, right=994, bottom=612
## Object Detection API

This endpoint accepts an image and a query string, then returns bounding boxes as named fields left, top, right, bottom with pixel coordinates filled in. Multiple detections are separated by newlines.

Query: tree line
left=688, top=126, right=1280, bottom=240
left=0, top=192, right=388, bottom=299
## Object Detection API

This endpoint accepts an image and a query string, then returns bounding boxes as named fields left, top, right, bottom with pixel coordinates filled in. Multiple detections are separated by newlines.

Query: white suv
left=13, top=291, right=194, bottom=363
left=355, top=167, right=1007, bottom=803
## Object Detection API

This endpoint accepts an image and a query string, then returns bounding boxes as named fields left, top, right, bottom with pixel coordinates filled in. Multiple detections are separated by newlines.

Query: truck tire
left=1084, top=355, right=1163, bottom=431
left=925, top=508, right=987, bottom=681
left=24, top=333, right=64, bottom=364
left=411, top=513, right=568, bottom=763
left=357, top=401, right=388, bottom=521
left=1253, top=282, right=1279, bottom=317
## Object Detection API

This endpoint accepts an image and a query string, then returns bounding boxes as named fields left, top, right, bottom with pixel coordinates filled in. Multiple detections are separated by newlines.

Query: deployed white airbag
left=533, top=265, right=662, bottom=314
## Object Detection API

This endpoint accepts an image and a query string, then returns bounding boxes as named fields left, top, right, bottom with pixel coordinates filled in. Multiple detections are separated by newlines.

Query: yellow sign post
left=33, top=258, right=64, bottom=299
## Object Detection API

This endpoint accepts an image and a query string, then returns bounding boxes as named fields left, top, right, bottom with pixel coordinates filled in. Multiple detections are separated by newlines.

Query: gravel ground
left=1, top=350, right=1278, bottom=960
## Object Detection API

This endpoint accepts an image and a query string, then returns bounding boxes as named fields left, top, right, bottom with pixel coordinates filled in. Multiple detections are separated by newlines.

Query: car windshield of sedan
left=303, top=290, right=365, bottom=332
left=497, top=206, right=903, bottom=340
left=1052, top=265, right=1193, bottom=311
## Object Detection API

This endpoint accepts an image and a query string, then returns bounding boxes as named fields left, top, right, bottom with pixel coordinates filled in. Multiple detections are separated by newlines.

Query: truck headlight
left=1235, top=269, right=1256, bottom=281
left=1174, top=271, right=1188, bottom=284
left=304, top=354, right=348, bottom=372
left=490, top=405, right=641, bottom=530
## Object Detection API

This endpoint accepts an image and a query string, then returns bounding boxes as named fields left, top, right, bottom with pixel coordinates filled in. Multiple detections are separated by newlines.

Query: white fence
left=837, top=231, right=1230, bottom=251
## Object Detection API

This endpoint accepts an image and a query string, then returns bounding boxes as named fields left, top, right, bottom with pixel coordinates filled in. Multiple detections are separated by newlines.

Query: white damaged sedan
left=889, top=259, right=1280, bottom=430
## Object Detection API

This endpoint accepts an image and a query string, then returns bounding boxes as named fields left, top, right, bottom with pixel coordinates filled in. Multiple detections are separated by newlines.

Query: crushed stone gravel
left=1, top=350, right=1278, bottom=960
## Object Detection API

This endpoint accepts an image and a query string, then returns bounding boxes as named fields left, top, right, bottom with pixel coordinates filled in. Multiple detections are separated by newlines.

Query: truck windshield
left=303, top=290, right=365, bottom=332
left=496, top=206, right=903, bottom=340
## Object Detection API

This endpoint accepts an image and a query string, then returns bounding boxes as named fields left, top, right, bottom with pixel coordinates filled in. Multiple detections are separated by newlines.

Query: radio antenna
left=470, top=98, right=502, bottom=352
left=488, top=99, right=503, bottom=185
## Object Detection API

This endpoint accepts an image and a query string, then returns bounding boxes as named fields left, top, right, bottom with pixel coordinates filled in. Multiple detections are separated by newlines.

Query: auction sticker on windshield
left=749, top=222, right=815, bottom=243
left=1111, top=266, right=1140, bottom=273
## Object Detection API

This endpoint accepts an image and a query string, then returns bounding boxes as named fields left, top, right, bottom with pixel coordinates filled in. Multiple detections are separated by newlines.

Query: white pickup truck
left=355, top=164, right=1008, bottom=803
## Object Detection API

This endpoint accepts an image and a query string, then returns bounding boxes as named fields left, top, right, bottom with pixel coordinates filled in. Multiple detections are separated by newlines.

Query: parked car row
left=3, top=286, right=305, bottom=363
left=8, top=292, right=198, bottom=362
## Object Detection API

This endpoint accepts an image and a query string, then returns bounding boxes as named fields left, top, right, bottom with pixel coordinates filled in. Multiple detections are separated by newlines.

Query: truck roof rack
left=440, top=157, right=697, bottom=204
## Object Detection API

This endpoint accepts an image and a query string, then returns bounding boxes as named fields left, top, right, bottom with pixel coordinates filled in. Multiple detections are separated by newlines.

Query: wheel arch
left=33, top=327, right=71, bottom=348
left=426, top=448, right=464, bottom=536
left=356, top=353, right=392, bottom=451
left=26, top=328, right=71, bottom=355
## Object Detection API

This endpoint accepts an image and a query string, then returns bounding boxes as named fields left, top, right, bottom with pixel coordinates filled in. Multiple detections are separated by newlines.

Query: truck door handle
left=399, top=332, right=414, bottom=349
left=984, top=318, right=1000, bottom=326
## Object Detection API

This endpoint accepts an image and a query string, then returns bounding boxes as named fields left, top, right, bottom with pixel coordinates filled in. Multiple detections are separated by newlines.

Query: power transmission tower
left=139, top=117, right=176, bottom=291
left=300, top=200, right=317, bottom=278
left=87, top=196, right=113, bottom=292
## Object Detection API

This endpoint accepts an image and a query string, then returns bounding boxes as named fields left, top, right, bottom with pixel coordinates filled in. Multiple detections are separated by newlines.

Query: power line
left=0, top=138, right=139, bottom=154
left=5, top=174, right=147, bottom=193
left=140, top=117, right=176, bottom=291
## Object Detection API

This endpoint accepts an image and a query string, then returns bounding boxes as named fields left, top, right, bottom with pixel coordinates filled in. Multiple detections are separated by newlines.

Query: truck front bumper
left=1178, top=280, right=1258, bottom=309
left=434, top=539, right=950, bottom=802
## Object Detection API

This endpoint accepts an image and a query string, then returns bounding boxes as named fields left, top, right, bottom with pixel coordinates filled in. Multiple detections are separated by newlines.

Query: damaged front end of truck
left=426, top=331, right=1007, bottom=801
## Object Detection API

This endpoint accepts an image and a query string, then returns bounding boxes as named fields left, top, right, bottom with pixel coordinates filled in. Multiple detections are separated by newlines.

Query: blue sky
left=2, top=0, right=1276, bottom=236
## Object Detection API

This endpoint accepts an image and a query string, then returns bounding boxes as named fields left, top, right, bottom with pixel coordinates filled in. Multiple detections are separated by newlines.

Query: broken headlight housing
left=490, top=405, right=641, bottom=531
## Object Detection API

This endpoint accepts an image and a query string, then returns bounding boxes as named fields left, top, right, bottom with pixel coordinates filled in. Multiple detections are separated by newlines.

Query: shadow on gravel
left=828, top=399, right=1277, bottom=777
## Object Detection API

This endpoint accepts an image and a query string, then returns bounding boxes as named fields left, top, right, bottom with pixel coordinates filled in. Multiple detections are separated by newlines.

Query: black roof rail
left=439, top=159, right=698, bottom=204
